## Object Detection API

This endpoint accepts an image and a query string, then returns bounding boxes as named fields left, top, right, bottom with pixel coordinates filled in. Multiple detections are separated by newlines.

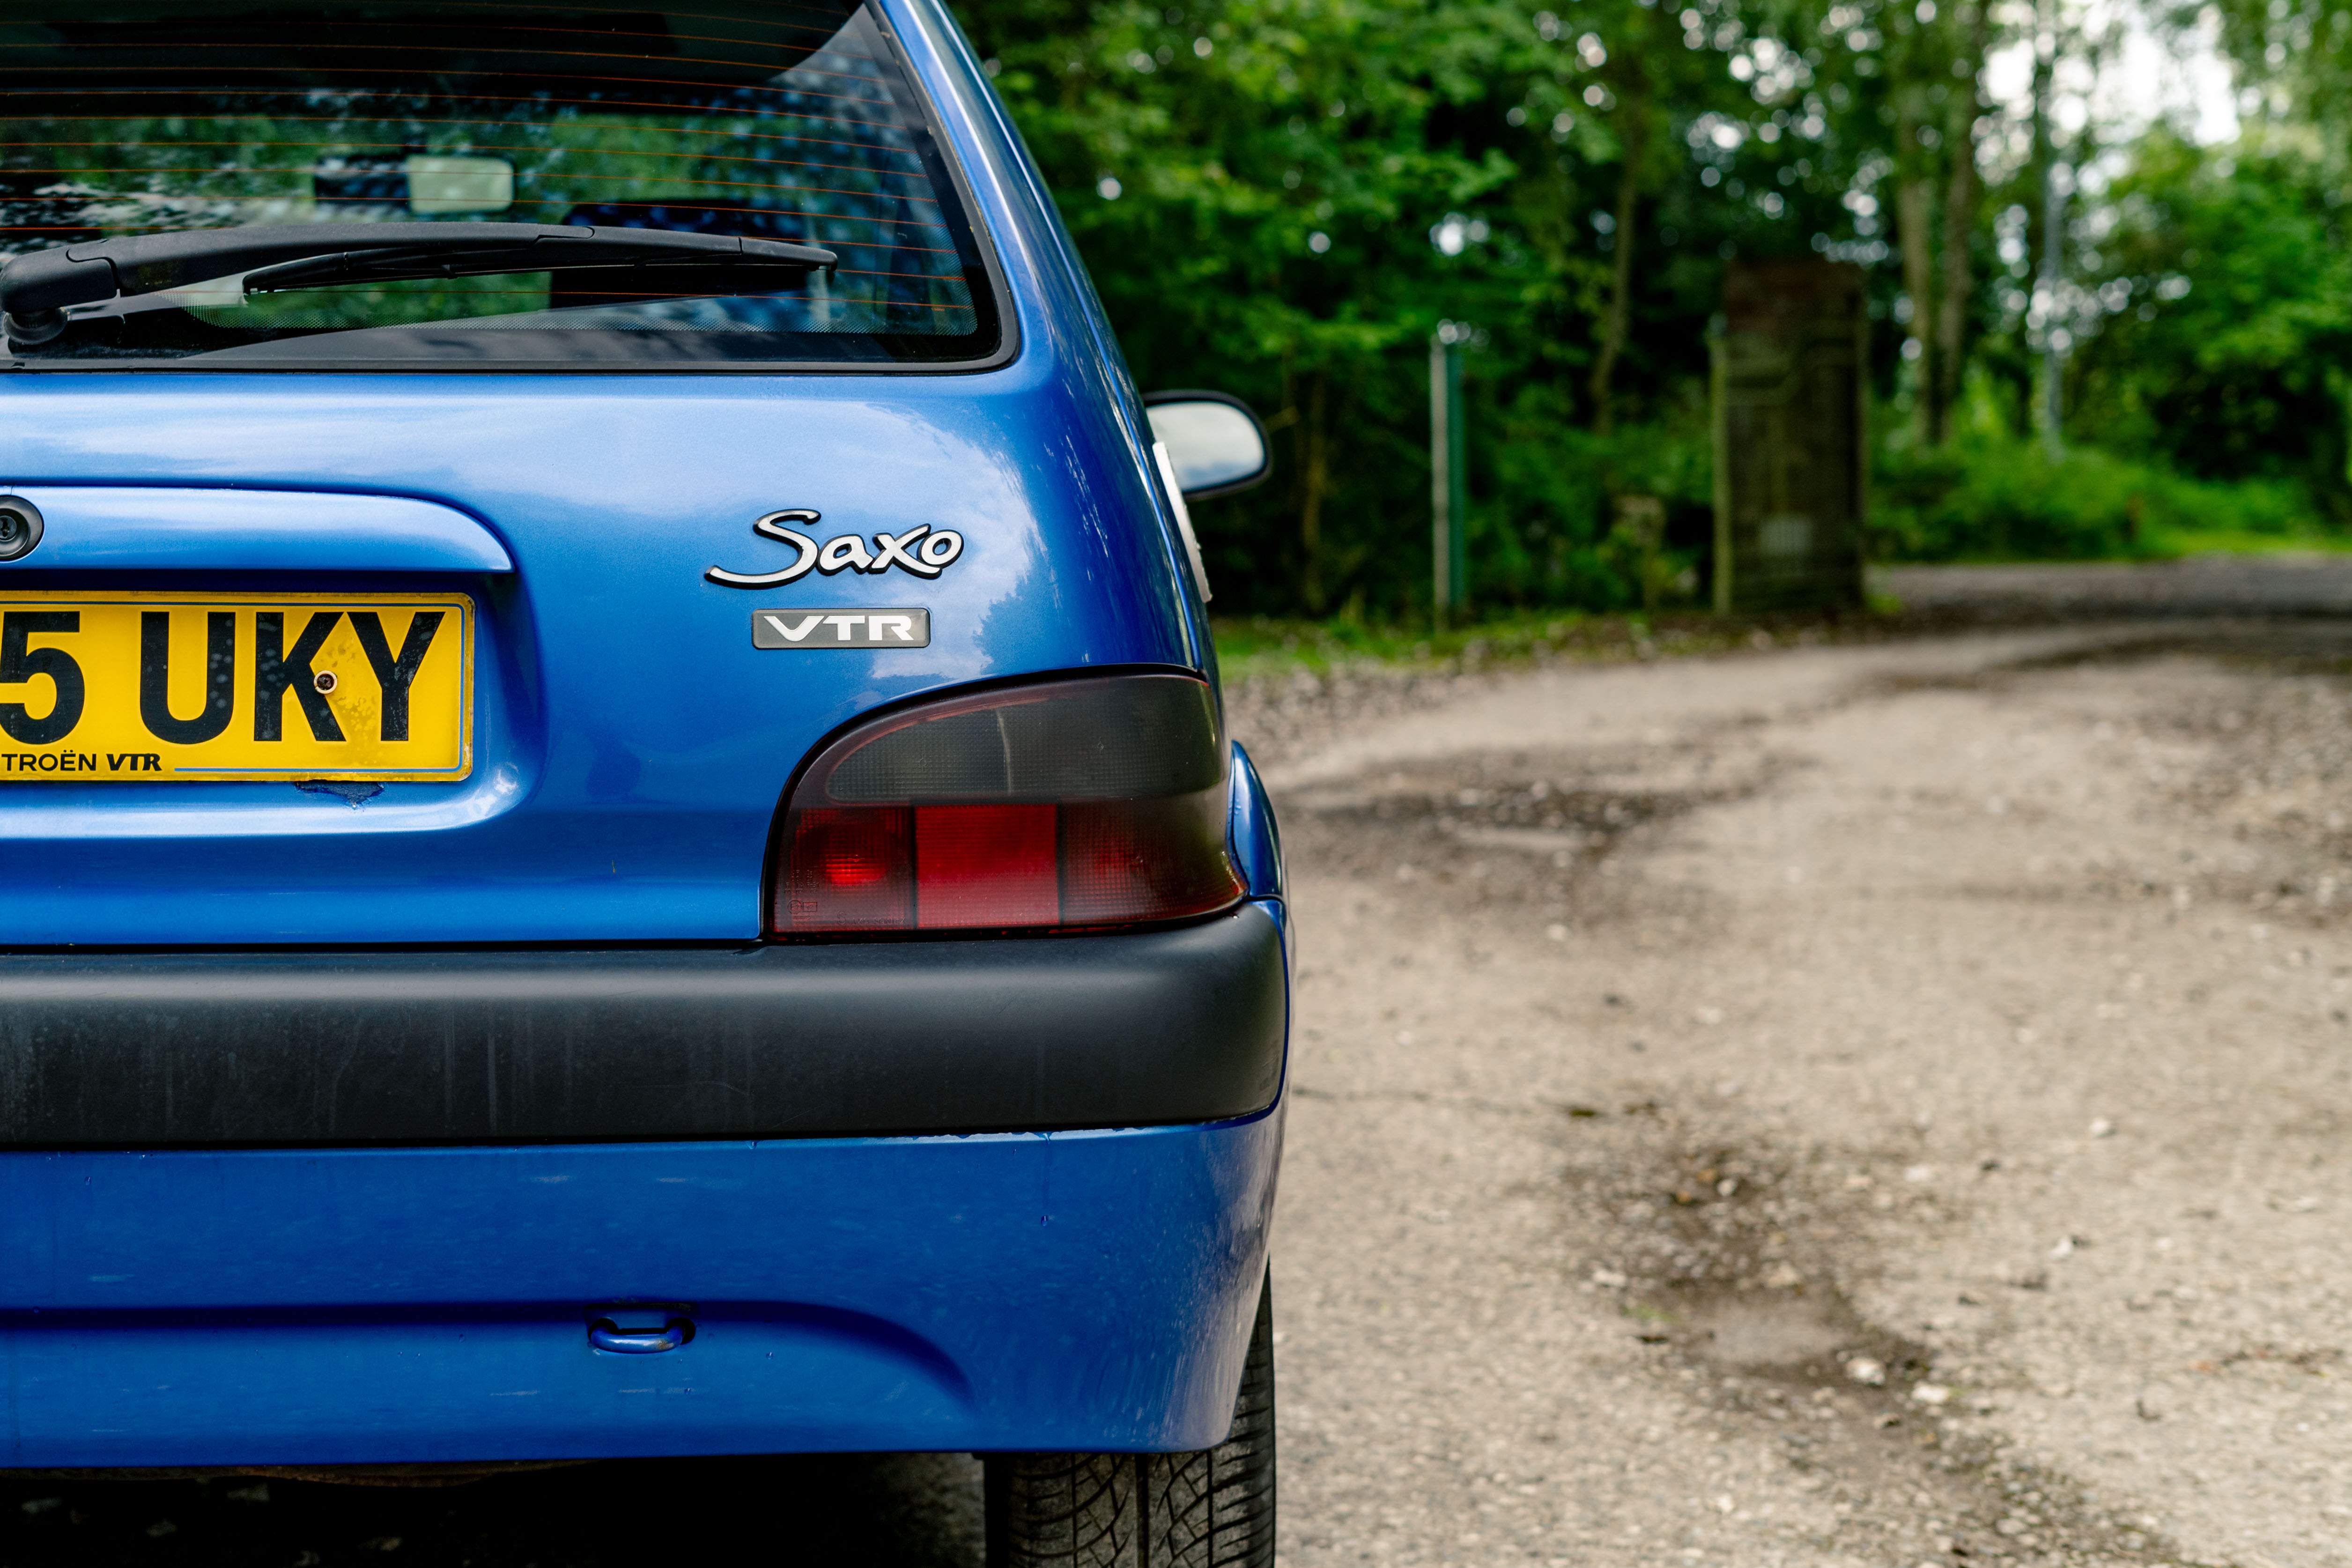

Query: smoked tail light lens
left=772, top=673, right=1243, bottom=936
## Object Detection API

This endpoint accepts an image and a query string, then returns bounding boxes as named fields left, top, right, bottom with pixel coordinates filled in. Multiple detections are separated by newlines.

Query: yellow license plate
left=0, top=593, right=472, bottom=782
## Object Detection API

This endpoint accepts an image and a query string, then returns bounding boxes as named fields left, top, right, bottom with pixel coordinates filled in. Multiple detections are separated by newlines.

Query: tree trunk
left=1587, top=90, right=1648, bottom=436
left=2027, top=6, right=2054, bottom=284
left=2025, top=7, right=2056, bottom=440
left=1299, top=370, right=1330, bottom=614
left=1935, top=6, right=1989, bottom=435
left=1894, top=98, right=1941, bottom=445
left=1933, top=167, right=1976, bottom=441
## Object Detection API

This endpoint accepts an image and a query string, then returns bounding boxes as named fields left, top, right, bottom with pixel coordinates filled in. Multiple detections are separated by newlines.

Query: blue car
left=0, top=4, right=1286, bottom=1561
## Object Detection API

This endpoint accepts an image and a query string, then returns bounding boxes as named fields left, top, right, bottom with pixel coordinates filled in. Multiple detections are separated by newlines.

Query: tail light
left=771, top=672, right=1243, bottom=936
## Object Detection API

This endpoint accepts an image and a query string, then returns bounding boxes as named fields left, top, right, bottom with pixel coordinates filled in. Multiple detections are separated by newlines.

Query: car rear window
left=0, top=1, right=1004, bottom=369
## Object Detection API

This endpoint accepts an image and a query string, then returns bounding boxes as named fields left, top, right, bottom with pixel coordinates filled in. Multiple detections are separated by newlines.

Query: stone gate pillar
left=1710, top=260, right=1869, bottom=613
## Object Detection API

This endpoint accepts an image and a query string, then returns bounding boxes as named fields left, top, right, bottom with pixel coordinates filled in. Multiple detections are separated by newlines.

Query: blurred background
left=957, top=0, right=2337, bottom=628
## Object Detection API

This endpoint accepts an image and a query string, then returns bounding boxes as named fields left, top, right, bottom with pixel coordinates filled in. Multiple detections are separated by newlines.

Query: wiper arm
left=0, top=223, right=837, bottom=341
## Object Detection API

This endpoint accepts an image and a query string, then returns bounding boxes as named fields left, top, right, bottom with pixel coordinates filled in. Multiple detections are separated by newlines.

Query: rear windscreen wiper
left=0, top=224, right=838, bottom=343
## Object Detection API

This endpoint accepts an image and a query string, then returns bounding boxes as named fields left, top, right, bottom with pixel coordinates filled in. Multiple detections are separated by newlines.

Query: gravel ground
left=11, top=586, right=2352, bottom=1567
left=1872, top=556, right=2352, bottom=619
left=1250, top=617, right=2352, bottom=1568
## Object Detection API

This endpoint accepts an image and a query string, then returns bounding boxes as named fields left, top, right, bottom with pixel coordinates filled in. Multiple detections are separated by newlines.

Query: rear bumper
left=0, top=1106, right=1284, bottom=1468
left=0, top=891, right=1287, bottom=1467
left=0, top=902, right=1285, bottom=1146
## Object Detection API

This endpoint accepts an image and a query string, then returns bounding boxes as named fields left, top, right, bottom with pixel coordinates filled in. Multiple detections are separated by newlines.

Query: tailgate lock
left=0, top=497, right=43, bottom=562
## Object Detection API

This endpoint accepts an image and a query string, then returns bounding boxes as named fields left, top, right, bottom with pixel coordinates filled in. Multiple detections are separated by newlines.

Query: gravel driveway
left=1251, top=617, right=2352, bottom=1568
left=1874, top=555, right=2352, bottom=619
left=10, top=587, right=2352, bottom=1568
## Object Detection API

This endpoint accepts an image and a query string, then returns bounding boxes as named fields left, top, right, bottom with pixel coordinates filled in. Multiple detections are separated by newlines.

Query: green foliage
left=1871, top=426, right=2325, bottom=563
left=954, top=0, right=1911, bottom=617
left=1483, top=399, right=1714, bottom=606
left=2205, top=0, right=2352, bottom=130
left=958, top=0, right=2352, bottom=609
left=2066, top=130, right=2352, bottom=516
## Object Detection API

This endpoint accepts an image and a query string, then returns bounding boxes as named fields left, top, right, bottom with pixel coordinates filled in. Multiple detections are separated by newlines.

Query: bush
left=1870, top=428, right=2327, bottom=562
left=1476, top=411, right=1716, bottom=610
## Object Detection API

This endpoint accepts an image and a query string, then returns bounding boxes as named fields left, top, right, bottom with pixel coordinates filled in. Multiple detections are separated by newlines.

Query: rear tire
left=984, top=1271, right=1275, bottom=1568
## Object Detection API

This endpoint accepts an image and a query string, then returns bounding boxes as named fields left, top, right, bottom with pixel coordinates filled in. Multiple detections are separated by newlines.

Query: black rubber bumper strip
left=0, top=904, right=1286, bottom=1148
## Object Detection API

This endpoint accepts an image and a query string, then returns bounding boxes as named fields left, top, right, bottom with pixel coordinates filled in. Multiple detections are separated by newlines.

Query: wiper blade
left=238, top=228, right=836, bottom=295
left=0, top=223, right=836, bottom=336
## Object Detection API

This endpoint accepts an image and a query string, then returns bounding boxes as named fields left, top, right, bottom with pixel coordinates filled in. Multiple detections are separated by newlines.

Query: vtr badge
left=705, top=509, right=962, bottom=588
left=752, top=608, right=931, bottom=649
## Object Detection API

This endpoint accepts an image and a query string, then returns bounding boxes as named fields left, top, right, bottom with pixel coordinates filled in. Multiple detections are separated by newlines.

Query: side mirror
left=1144, top=391, right=1271, bottom=498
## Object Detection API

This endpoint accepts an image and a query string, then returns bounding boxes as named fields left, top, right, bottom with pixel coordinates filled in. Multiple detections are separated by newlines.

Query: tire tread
left=987, top=1274, right=1275, bottom=1568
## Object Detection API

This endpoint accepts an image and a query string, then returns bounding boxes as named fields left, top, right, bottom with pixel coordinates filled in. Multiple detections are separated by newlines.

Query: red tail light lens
left=785, top=807, right=913, bottom=930
left=771, top=673, right=1243, bottom=936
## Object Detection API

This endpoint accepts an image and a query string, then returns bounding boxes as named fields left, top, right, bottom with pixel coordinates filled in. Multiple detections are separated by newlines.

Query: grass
left=1210, top=608, right=1872, bottom=681
left=2141, top=525, right=2352, bottom=559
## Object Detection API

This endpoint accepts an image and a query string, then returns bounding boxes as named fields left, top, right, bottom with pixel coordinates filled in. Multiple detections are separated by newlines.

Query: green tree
left=2067, top=129, right=2352, bottom=515
left=957, top=0, right=1990, bottom=614
left=968, top=0, right=1520, bottom=611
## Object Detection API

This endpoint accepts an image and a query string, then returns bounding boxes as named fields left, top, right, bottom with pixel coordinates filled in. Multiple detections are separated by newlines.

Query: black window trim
left=0, top=3, right=1022, bottom=379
